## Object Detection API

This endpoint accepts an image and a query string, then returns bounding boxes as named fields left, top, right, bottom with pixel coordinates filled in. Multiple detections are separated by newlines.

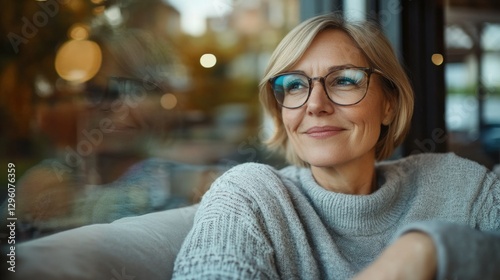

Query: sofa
left=11, top=204, right=199, bottom=280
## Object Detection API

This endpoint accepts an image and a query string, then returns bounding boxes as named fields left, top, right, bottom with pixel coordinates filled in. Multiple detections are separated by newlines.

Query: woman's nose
left=305, top=79, right=335, bottom=115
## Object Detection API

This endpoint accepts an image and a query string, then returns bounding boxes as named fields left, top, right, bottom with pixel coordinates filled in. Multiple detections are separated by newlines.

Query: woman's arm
left=353, top=231, right=437, bottom=280
left=356, top=171, right=500, bottom=280
left=355, top=222, right=500, bottom=280
left=172, top=171, right=279, bottom=279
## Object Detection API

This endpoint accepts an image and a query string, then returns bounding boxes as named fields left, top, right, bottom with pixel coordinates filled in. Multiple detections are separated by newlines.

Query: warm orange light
left=431, top=53, right=444, bottom=66
left=68, top=23, right=89, bottom=40
left=55, top=40, right=102, bottom=83
left=161, top=93, right=178, bottom=110
left=93, top=5, right=105, bottom=14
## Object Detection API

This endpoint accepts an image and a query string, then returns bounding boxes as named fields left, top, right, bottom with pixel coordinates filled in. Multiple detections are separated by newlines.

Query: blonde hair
left=259, top=13, right=414, bottom=167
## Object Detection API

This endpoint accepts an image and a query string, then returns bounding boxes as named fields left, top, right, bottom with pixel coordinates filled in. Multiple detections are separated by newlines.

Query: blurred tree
left=0, top=0, right=95, bottom=158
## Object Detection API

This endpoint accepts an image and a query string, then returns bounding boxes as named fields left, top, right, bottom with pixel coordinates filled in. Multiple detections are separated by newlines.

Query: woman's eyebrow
left=285, top=64, right=364, bottom=75
left=326, top=64, right=360, bottom=72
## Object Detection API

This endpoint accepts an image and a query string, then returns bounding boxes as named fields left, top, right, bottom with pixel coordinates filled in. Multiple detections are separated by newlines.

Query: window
left=0, top=0, right=299, bottom=240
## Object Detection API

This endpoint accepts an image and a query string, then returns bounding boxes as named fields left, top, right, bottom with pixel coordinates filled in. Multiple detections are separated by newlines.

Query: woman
left=172, top=13, right=500, bottom=279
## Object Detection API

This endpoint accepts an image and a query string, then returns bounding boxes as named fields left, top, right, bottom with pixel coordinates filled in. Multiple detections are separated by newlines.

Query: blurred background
left=0, top=0, right=499, bottom=240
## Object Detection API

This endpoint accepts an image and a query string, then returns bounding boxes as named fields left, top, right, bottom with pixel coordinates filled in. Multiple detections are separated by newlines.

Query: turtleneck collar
left=297, top=163, right=413, bottom=236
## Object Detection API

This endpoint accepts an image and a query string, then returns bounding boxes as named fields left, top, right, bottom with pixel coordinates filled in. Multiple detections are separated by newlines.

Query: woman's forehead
left=292, top=30, right=368, bottom=72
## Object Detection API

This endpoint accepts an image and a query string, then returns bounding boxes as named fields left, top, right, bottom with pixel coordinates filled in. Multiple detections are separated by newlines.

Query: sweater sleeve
left=396, top=172, right=500, bottom=280
left=172, top=168, right=279, bottom=279
left=397, top=221, right=500, bottom=280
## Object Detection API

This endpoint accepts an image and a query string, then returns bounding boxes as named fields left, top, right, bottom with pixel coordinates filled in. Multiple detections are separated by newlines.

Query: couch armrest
left=11, top=204, right=198, bottom=280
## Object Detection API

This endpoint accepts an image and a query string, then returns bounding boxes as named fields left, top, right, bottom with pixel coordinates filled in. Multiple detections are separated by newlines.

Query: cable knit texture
left=172, top=153, right=500, bottom=279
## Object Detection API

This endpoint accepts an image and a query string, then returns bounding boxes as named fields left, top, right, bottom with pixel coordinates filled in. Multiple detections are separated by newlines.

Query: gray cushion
left=14, top=204, right=198, bottom=279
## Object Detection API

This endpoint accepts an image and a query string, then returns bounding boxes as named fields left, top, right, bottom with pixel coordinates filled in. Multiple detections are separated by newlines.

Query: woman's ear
left=382, top=97, right=395, bottom=126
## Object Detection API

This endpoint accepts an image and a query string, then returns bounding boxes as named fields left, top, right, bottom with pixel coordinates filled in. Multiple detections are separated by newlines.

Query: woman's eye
left=335, top=77, right=359, bottom=86
left=330, top=70, right=365, bottom=88
left=284, top=79, right=308, bottom=93
left=286, top=81, right=304, bottom=90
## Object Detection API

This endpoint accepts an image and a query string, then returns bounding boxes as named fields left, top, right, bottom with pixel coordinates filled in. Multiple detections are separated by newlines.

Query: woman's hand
left=353, top=232, right=437, bottom=280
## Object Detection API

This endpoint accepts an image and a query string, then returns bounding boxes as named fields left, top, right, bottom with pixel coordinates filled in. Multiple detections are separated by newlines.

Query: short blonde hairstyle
left=259, top=13, right=414, bottom=167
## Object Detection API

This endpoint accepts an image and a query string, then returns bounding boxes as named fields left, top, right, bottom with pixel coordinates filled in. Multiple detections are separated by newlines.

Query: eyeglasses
left=85, top=76, right=163, bottom=107
left=268, top=67, right=385, bottom=109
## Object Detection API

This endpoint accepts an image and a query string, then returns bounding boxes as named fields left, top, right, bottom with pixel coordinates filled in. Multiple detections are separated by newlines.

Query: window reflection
left=1, top=0, right=297, bottom=240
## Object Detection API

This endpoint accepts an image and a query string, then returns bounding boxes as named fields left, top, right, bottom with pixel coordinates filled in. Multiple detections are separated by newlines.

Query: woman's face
left=282, top=29, right=393, bottom=170
left=82, top=56, right=165, bottom=154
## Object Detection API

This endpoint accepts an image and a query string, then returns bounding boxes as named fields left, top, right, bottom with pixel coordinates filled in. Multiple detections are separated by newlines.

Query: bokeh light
left=431, top=53, right=444, bottom=66
left=161, top=93, right=178, bottom=110
left=55, top=40, right=102, bottom=83
left=200, top=53, right=217, bottom=68
left=68, top=23, right=89, bottom=40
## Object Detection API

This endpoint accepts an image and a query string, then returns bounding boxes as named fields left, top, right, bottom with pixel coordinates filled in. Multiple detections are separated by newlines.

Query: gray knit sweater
left=173, top=153, right=500, bottom=279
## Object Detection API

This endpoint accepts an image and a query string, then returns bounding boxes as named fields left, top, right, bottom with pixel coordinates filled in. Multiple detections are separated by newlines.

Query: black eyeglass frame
left=268, top=66, right=386, bottom=109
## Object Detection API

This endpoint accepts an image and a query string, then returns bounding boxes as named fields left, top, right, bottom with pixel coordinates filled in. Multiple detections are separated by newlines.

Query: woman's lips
left=305, top=126, right=345, bottom=138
